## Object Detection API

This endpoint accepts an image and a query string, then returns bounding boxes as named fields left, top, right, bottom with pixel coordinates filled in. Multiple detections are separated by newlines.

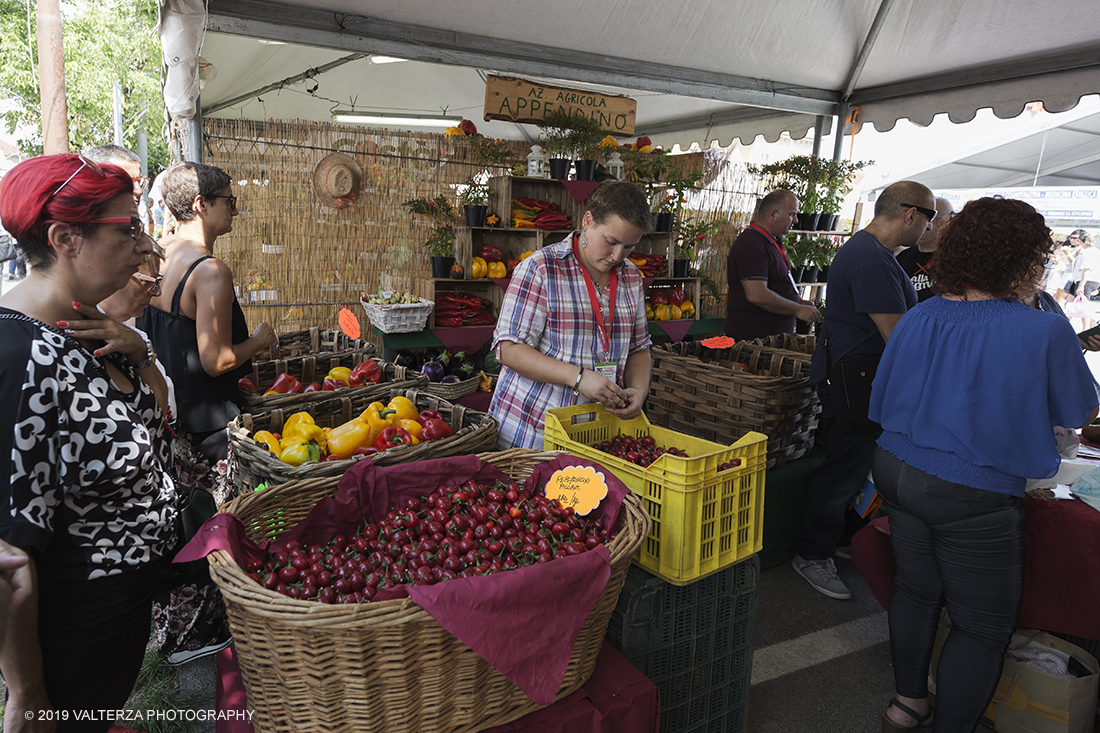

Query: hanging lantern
left=607, top=151, right=625, bottom=180
left=527, top=145, right=545, bottom=178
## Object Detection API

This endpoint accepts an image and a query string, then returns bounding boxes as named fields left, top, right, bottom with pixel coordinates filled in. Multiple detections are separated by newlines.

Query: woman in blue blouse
left=869, top=197, right=1099, bottom=733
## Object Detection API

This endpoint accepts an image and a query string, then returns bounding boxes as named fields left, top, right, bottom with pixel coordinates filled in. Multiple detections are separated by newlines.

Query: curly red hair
left=931, top=197, right=1052, bottom=299
left=0, top=154, right=132, bottom=268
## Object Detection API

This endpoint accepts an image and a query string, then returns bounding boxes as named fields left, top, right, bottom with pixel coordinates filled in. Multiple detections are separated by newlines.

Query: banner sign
left=483, top=74, right=636, bottom=136
left=938, top=187, right=1100, bottom=228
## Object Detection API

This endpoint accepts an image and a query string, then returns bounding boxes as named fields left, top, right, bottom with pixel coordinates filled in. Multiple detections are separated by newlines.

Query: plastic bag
left=1065, top=294, right=1092, bottom=319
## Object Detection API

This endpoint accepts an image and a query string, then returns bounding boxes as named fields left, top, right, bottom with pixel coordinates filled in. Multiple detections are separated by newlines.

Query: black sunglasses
left=207, top=194, right=238, bottom=210
left=901, top=202, right=937, bottom=222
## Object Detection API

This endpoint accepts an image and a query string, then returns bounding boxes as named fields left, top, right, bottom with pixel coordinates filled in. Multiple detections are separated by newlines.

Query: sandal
left=881, top=698, right=933, bottom=732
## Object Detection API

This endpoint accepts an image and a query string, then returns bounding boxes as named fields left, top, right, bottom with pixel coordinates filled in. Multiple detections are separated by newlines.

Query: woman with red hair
left=0, top=154, right=175, bottom=732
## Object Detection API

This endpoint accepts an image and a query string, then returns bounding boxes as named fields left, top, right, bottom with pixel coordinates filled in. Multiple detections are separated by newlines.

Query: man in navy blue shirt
left=793, top=180, right=933, bottom=600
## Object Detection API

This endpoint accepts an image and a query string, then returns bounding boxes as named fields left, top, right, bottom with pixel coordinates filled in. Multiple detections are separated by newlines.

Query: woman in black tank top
left=136, top=162, right=277, bottom=463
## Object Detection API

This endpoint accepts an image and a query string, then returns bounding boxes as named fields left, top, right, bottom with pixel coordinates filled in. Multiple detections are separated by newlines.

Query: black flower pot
left=793, top=265, right=807, bottom=283
left=653, top=212, right=674, bottom=232
left=430, top=256, right=455, bottom=279
left=796, top=212, right=820, bottom=231
left=464, top=205, right=487, bottom=228
left=804, top=265, right=820, bottom=284
left=819, top=265, right=830, bottom=283
left=673, top=259, right=691, bottom=278
left=548, top=158, right=572, bottom=180
left=818, top=213, right=840, bottom=231
left=574, top=160, right=597, bottom=181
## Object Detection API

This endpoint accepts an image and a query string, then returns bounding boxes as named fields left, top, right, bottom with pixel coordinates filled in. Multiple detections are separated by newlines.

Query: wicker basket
left=241, top=360, right=428, bottom=412
left=665, top=339, right=814, bottom=379
left=648, top=343, right=819, bottom=469
left=244, top=328, right=375, bottom=390
left=207, top=449, right=652, bottom=733
left=748, top=333, right=818, bottom=356
left=361, top=296, right=434, bottom=334
left=423, top=374, right=480, bottom=400
left=229, top=388, right=498, bottom=491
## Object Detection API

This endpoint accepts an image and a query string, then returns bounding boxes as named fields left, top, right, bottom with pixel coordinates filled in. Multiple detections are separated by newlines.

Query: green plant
left=402, top=194, right=457, bottom=257
left=819, top=158, right=873, bottom=214
left=538, top=108, right=605, bottom=160
left=125, top=651, right=206, bottom=733
left=458, top=178, right=490, bottom=207
left=782, top=233, right=817, bottom=267
left=748, top=155, right=823, bottom=213
left=657, top=169, right=705, bottom=214
left=673, top=215, right=726, bottom=259
left=468, top=136, right=516, bottom=168
left=809, top=235, right=842, bottom=268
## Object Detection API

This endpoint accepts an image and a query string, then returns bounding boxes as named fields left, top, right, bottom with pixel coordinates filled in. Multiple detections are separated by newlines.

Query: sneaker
left=164, top=636, right=233, bottom=666
left=792, top=554, right=852, bottom=599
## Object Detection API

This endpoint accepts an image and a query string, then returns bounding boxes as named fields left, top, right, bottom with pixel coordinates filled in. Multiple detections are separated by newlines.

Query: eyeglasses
left=207, top=194, right=238, bottom=210
left=901, top=202, right=937, bottom=222
left=132, top=176, right=151, bottom=188
left=85, top=215, right=145, bottom=242
left=132, top=272, right=163, bottom=296
left=48, top=155, right=105, bottom=201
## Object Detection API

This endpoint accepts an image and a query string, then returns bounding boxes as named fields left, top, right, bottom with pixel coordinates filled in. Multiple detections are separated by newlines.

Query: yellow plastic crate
left=544, top=403, right=767, bottom=585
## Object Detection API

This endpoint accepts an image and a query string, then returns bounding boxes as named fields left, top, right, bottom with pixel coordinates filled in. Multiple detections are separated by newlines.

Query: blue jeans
left=872, top=447, right=1024, bottom=733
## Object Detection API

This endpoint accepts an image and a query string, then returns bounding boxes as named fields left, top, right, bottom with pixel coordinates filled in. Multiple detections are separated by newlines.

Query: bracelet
left=572, top=366, right=584, bottom=396
left=130, top=339, right=156, bottom=369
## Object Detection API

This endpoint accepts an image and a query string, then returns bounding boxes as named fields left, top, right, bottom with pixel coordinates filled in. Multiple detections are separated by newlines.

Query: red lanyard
left=749, top=222, right=791, bottom=271
left=573, top=235, right=617, bottom=358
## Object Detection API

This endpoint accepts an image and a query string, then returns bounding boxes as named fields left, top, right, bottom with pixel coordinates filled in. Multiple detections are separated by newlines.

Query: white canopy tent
left=161, top=0, right=1100, bottom=159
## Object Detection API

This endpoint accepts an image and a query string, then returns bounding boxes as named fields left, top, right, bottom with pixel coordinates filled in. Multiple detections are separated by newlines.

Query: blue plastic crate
left=606, top=555, right=759, bottom=733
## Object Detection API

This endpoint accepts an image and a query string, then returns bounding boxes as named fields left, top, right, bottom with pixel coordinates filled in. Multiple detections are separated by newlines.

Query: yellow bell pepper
left=360, top=401, right=398, bottom=435
left=487, top=261, right=507, bottom=279
left=654, top=304, right=670, bottom=321
left=645, top=303, right=655, bottom=321
left=252, top=430, right=281, bottom=454
left=279, top=439, right=321, bottom=466
left=397, top=418, right=423, bottom=445
left=326, top=418, right=373, bottom=459
left=387, top=395, right=420, bottom=422
left=668, top=304, right=682, bottom=320
left=282, top=423, right=328, bottom=455
left=471, top=256, right=488, bottom=278
left=679, top=299, right=695, bottom=318
left=283, top=412, right=314, bottom=434
left=325, top=366, right=352, bottom=383
left=519, top=250, right=534, bottom=260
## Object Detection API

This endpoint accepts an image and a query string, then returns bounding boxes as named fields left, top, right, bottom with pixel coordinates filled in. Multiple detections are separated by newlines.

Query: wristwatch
left=572, top=366, right=584, bottom=396
left=131, top=337, right=156, bottom=369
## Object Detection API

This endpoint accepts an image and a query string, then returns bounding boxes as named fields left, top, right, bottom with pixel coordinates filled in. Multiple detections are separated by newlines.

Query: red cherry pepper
left=421, top=417, right=455, bottom=441
left=374, top=426, right=413, bottom=451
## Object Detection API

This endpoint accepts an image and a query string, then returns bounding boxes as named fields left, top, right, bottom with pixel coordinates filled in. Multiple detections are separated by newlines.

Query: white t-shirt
left=1075, top=247, right=1100, bottom=282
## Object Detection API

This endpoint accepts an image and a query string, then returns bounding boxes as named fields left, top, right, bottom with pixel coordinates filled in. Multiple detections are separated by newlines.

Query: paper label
left=594, top=362, right=617, bottom=381
left=545, top=466, right=608, bottom=516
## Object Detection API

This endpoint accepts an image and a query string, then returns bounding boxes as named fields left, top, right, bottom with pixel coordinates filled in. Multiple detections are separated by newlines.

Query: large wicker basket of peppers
left=228, top=388, right=498, bottom=491
left=193, top=449, right=650, bottom=733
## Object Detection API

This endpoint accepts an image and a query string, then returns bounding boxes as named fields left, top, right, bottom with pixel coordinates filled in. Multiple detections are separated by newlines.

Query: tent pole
left=812, top=116, right=825, bottom=158
left=832, top=107, right=846, bottom=162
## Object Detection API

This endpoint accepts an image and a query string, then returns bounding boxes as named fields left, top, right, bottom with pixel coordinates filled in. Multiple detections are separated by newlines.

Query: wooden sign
left=483, top=74, right=636, bottom=136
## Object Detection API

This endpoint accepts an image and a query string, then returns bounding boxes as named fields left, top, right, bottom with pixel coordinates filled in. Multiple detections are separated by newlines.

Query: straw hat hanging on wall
left=312, top=152, right=363, bottom=210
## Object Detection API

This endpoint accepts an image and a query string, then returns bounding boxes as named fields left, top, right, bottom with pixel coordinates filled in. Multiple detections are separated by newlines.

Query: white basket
left=361, top=296, right=434, bottom=334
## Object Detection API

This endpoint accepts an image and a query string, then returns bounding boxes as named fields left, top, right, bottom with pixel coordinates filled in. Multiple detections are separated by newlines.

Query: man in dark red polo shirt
left=724, top=189, right=820, bottom=339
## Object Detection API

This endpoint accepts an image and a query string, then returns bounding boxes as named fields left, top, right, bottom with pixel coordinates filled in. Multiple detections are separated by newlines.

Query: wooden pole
left=36, top=0, right=68, bottom=154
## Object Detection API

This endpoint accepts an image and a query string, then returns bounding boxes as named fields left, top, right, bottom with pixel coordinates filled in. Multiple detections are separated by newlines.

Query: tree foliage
left=0, top=0, right=169, bottom=173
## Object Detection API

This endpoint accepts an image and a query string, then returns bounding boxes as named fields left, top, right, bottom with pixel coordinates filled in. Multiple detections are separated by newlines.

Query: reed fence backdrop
left=202, top=117, right=763, bottom=348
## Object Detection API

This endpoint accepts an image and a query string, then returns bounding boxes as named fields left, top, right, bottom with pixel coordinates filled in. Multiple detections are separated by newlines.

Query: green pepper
left=279, top=439, right=321, bottom=466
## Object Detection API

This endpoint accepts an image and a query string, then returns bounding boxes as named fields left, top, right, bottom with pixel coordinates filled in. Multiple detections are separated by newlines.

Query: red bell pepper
left=418, top=409, right=445, bottom=426
left=350, top=360, right=382, bottom=385
left=373, top=426, right=413, bottom=451
left=238, top=377, right=258, bottom=394
left=302, top=382, right=322, bottom=393
left=421, top=417, right=455, bottom=441
left=322, top=378, right=349, bottom=391
left=480, top=244, right=503, bottom=263
left=352, top=445, right=382, bottom=458
left=266, top=373, right=301, bottom=395
left=668, top=288, right=685, bottom=307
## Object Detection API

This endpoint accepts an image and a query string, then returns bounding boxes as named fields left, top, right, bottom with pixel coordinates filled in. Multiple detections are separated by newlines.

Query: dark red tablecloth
left=456, top=390, right=493, bottom=412
left=852, top=496, right=1100, bottom=640
left=215, top=641, right=659, bottom=733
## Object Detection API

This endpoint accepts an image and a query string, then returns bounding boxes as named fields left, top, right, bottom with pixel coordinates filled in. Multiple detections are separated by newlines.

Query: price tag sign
left=545, top=466, right=608, bottom=516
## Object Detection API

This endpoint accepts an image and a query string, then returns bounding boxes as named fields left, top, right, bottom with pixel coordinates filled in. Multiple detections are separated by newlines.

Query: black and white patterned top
left=0, top=308, right=177, bottom=581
